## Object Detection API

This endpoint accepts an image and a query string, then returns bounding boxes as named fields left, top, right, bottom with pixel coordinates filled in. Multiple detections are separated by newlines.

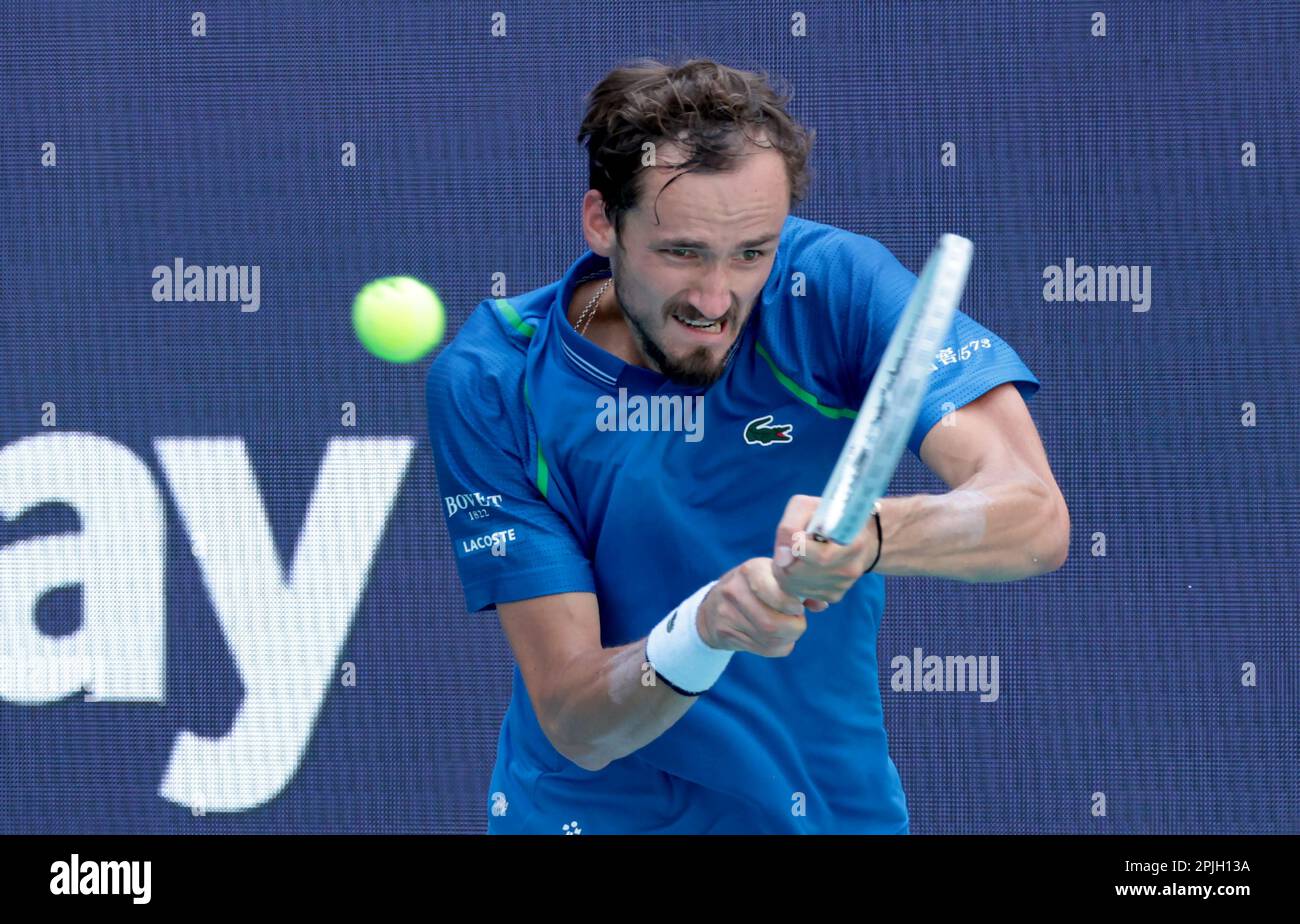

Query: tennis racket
left=806, top=233, right=974, bottom=544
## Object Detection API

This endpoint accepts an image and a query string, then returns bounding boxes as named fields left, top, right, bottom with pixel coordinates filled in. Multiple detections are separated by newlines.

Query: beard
left=610, top=273, right=738, bottom=389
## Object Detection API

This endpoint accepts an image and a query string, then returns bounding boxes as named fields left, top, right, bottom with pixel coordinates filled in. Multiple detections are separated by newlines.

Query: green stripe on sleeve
left=754, top=341, right=858, bottom=420
left=494, top=298, right=536, bottom=338
left=522, top=380, right=549, bottom=498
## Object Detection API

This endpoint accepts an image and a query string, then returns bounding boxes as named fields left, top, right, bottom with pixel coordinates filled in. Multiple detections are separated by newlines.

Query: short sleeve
left=835, top=235, right=1041, bottom=459
left=426, top=333, right=596, bottom=613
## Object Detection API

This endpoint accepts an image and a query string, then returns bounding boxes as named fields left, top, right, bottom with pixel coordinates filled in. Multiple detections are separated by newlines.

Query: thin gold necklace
left=575, top=279, right=611, bottom=337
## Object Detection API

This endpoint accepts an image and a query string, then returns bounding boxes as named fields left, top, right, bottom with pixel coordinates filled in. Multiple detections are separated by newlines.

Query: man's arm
left=497, top=558, right=813, bottom=772
left=895, top=381, right=1069, bottom=581
left=774, top=382, right=1068, bottom=595
left=497, top=591, right=692, bottom=772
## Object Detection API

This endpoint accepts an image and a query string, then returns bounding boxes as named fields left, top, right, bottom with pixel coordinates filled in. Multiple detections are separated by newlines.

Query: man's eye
left=663, top=248, right=766, bottom=261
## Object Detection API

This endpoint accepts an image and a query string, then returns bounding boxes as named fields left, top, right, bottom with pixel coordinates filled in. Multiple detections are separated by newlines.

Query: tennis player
left=428, top=59, right=1069, bottom=834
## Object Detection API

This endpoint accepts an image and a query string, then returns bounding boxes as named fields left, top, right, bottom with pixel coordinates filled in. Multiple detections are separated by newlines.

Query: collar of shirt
left=551, top=249, right=752, bottom=397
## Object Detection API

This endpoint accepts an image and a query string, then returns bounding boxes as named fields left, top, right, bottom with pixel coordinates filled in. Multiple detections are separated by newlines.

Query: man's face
left=596, top=139, right=790, bottom=387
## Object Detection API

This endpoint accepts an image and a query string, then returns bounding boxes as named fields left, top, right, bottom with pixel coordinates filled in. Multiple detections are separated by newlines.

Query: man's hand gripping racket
left=772, top=233, right=974, bottom=607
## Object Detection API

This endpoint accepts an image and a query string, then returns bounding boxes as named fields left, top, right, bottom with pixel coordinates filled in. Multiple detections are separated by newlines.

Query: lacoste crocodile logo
left=743, top=415, right=793, bottom=446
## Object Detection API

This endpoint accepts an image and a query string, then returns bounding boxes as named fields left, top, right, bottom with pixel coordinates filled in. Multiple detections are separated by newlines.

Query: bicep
left=918, top=382, right=1059, bottom=493
left=497, top=591, right=601, bottom=733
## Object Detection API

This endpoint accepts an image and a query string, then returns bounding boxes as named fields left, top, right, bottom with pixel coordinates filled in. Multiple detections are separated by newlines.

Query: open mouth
left=671, top=312, right=727, bottom=335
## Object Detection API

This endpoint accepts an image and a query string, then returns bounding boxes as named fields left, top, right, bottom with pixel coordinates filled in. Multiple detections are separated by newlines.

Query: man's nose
left=690, top=265, right=733, bottom=319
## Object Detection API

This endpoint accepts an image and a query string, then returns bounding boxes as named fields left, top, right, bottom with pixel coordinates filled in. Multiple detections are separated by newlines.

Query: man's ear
left=582, top=189, right=618, bottom=257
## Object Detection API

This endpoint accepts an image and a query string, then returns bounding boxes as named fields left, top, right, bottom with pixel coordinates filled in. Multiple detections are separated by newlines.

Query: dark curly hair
left=576, top=58, right=815, bottom=239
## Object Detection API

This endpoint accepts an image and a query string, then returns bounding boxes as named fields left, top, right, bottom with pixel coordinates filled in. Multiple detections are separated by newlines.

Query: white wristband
left=645, top=580, right=733, bottom=696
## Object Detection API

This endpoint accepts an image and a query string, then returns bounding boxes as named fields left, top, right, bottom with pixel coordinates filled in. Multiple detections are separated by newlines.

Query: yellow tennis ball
left=352, top=276, right=445, bottom=363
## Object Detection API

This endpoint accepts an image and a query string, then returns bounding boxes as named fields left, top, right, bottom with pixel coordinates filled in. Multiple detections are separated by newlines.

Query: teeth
left=675, top=314, right=721, bottom=331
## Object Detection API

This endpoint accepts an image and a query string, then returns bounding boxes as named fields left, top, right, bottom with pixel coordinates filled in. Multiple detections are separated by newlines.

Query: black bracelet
left=863, top=506, right=883, bottom=574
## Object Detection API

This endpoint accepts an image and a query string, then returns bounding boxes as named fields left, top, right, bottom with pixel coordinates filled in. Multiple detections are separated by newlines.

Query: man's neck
left=567, top=277, right=650, bottom=369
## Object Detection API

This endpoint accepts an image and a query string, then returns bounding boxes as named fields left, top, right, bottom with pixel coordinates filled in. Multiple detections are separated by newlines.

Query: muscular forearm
left=547, top=556, right=809, bottom=772
left=547, top=637, right=696, bottom=772
left=874, top=472, right=1068, bottom=582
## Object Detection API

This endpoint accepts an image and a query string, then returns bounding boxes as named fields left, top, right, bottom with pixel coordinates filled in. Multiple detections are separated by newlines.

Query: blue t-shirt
left=427, top=214, right=1040, bottom=834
